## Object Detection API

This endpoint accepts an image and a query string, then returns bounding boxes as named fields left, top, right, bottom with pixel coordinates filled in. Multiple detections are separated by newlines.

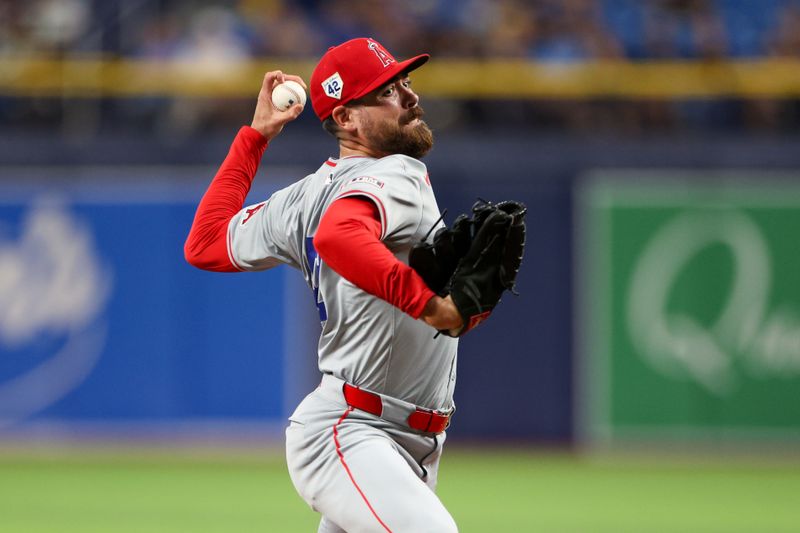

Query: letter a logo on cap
left=367, top=39, right=394, bottom=68
left=322, top=72, right=343, bottom=100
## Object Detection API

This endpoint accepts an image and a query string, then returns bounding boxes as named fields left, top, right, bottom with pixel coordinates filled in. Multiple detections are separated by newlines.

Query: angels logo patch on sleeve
left=242, top=202, right=266, bottom=224
left=322, top=72, right=343, bottom=100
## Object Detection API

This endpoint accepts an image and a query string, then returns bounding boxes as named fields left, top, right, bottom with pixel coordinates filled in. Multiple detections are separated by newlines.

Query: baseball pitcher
left=185, top=37, right=525, bottom=533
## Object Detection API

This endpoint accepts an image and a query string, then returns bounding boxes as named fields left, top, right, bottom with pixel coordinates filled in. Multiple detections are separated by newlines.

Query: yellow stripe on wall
left=2, top=57, right=800, bottom=99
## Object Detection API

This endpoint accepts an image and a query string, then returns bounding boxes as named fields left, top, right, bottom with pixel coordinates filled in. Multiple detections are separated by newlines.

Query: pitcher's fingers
left=262, top=70, right=285, bottom=92
left=283, top=74, right=308, bottom=90
left=279, top=102, right=304, bottom=120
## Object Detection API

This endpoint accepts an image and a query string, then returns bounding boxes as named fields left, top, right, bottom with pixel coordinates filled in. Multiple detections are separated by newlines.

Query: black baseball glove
left=410, top=200, right=527, bottom=336
left=408, top=213, right=472, bottom=295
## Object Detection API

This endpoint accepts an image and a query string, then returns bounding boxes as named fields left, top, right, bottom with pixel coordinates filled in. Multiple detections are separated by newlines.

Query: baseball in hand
left=271, top=80, right=307, bottom=111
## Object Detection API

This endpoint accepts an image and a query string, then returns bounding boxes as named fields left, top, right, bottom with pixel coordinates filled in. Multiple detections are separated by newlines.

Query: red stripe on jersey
left=226, top=223, right=245, bottom=271
left=325, top=160, right=337, bottom=167
left=333, top=407, right=394, bottom=533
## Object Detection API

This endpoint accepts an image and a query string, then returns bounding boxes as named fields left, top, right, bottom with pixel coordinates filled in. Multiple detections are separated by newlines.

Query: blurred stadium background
left=2, top=0, right=800, bottom=531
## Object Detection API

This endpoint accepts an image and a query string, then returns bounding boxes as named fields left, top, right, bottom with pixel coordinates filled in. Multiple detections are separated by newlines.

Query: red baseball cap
left=310, top=37, right=429, bottom=121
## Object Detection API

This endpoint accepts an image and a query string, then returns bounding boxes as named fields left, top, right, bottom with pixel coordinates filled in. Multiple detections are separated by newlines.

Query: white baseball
left=271, top=80, right=306, bottom=112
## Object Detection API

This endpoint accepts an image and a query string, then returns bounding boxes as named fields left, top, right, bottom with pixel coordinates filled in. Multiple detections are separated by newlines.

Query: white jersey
left=227, top=154, right=458, bottom=410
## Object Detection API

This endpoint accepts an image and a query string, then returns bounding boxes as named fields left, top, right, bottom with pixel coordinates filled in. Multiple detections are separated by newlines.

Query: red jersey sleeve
left=313, top=196, right=436, bottom=319
left=184, top=126, right=267, bottom=272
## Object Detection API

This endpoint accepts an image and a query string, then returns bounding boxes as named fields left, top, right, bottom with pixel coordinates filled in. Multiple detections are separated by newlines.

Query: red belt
left=342, top=383, right=451, bottom=434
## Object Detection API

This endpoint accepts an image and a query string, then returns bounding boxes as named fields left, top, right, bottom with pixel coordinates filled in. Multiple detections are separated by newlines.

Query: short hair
left=321, top=98, right=366, bottom=139
left=322, top=117, right=340, bottom=138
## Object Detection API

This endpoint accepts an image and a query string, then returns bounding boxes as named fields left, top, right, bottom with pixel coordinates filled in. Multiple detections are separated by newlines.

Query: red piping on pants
left=333, top=406, right=393, bottom=533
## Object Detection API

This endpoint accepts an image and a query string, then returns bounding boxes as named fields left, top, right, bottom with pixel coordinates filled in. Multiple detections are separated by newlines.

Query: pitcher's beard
left=364, top=113, right=434, bottom=159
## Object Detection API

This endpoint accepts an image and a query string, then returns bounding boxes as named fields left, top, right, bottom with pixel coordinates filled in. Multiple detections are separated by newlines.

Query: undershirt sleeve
left=184, top=126, right=267, bottom=272
left=313, top=196, right=436, bottom=319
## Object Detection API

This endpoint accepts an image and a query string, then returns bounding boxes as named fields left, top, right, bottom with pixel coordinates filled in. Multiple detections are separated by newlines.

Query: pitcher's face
left=354, top=75, right=434, bottom=159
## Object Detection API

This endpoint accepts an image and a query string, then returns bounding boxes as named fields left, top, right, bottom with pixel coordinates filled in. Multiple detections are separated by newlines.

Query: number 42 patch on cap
left=322, top=72, right=343, bottom=99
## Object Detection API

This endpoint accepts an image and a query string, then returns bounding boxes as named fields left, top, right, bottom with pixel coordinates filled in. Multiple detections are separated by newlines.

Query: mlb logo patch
left=322, top=72, right=343, bottom=100
left=348, top=176, right=385, bottom=189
